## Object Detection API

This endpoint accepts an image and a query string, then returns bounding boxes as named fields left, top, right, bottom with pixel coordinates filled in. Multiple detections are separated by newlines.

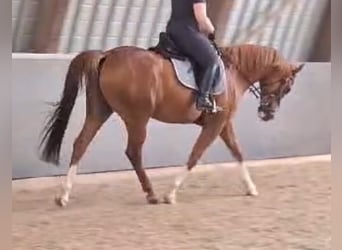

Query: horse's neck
left=239, top=66, right=267, bottom=86
left=229, top=69, right=255, bottom=102
left=224, top=45, right=272, bottom=85
left=240, top=80, right=256, bottom=99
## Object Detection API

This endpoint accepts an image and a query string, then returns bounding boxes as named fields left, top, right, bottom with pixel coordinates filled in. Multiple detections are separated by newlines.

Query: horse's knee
left=125, top=147, right=134, bottom=162
left=125, top=146, right=142, bottom=165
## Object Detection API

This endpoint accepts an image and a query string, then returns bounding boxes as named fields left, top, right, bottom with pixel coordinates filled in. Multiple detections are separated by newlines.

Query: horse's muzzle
left=257, top=106, right=275, bottom=121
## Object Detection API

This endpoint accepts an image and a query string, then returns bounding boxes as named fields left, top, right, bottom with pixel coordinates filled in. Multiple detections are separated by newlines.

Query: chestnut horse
left=39, top=43, right=304, bottom=206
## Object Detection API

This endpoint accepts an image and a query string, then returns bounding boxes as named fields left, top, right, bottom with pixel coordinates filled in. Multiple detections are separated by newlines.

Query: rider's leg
left=196, top=60, right=220, bottom=112
left=167, top=24, right=221, bottom=112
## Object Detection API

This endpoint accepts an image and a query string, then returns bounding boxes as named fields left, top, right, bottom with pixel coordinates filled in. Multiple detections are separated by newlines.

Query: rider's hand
left=208, top=32, right=215, bottom=41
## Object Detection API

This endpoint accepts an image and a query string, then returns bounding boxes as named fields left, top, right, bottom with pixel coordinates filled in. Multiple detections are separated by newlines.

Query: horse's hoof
left=146, top=195, right=159, bottom=205
left=246, top=188, right=259, bottom=197
left=55, top=196, right=68, bottom=207
left=243, top=181, right=259, bottom=197
left=163, top=194, right=176, bottom=204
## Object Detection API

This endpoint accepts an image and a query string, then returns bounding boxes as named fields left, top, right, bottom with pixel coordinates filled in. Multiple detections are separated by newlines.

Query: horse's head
left=257, top=63, right=305, bottom=121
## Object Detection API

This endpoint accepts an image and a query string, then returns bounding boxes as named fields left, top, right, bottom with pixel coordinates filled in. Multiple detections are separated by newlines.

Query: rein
left=248, top=84, right=261, bottom=99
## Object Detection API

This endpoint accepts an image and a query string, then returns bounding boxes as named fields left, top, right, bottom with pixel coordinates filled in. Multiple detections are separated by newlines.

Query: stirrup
left=196, top=98, right=223, bottom=113
left=196, top=95, right=213, bottom=111
left=209, top=98, right=224, bottom=113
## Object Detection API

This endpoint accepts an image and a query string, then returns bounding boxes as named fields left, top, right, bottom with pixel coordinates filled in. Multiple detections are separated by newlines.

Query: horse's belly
left=151, top=112, right=199, bottom=124
left=151, top=100, right=201, bottom=124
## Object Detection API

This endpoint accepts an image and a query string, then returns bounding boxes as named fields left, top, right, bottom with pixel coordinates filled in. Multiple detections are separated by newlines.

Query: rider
left=166, top=0, right=221, bottom=112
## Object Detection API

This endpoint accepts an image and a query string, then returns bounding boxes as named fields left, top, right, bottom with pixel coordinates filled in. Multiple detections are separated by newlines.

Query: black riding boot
left=196, top=63, right=222, bottom=113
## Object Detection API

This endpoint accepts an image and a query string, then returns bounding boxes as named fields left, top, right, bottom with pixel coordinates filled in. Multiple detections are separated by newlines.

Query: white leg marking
left=239, top=163, right=258, bottom=196
left=164, top=168, right=190, bottom=204
left=58, top=164, right=78, bottom=206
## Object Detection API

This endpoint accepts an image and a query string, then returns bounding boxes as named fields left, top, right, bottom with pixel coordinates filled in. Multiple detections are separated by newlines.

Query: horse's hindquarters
left=98, top=48, right=157, bottom=119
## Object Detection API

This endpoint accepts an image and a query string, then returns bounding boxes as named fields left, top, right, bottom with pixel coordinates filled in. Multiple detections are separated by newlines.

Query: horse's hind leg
left=124, top=119, right=158, bottom=204
left=56, top=113, right=111, bottom=207
left=220, top=121, right=258, bottom=196
left=56, top=89, right=112, bottom=207
left=164, top=113, right=227, bottom=204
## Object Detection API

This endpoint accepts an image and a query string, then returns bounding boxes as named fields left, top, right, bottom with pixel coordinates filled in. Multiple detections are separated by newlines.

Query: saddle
left=148, top=32, right=226, bottom=97
left=149, top=32, right=222, bottom=61
left=148, top=32, right=188, bottom=61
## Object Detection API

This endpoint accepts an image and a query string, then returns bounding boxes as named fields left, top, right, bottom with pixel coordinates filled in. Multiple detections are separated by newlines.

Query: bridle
left=256, top=77, right=294, bottom=103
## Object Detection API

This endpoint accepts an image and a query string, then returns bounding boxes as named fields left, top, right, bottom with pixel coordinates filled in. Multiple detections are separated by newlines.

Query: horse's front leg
left=220, top=121, right=258, bottom=196
left=164, top=112, right=227, bottom=204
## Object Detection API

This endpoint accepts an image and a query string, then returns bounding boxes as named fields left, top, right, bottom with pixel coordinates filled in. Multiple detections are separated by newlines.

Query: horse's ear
left=292, top=63, right=305, bottom=75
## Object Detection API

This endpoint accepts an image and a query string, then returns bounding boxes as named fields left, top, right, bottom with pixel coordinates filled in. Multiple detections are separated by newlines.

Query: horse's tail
left=39, top=50, right=105, bottom=166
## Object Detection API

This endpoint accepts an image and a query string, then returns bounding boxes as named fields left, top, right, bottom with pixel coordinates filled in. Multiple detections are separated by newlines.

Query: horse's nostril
left=261, top=102, right=270, bottom=108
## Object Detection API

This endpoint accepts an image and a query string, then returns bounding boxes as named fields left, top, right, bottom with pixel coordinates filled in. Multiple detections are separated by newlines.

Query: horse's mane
left=221, top=44, right=292, bottom=82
